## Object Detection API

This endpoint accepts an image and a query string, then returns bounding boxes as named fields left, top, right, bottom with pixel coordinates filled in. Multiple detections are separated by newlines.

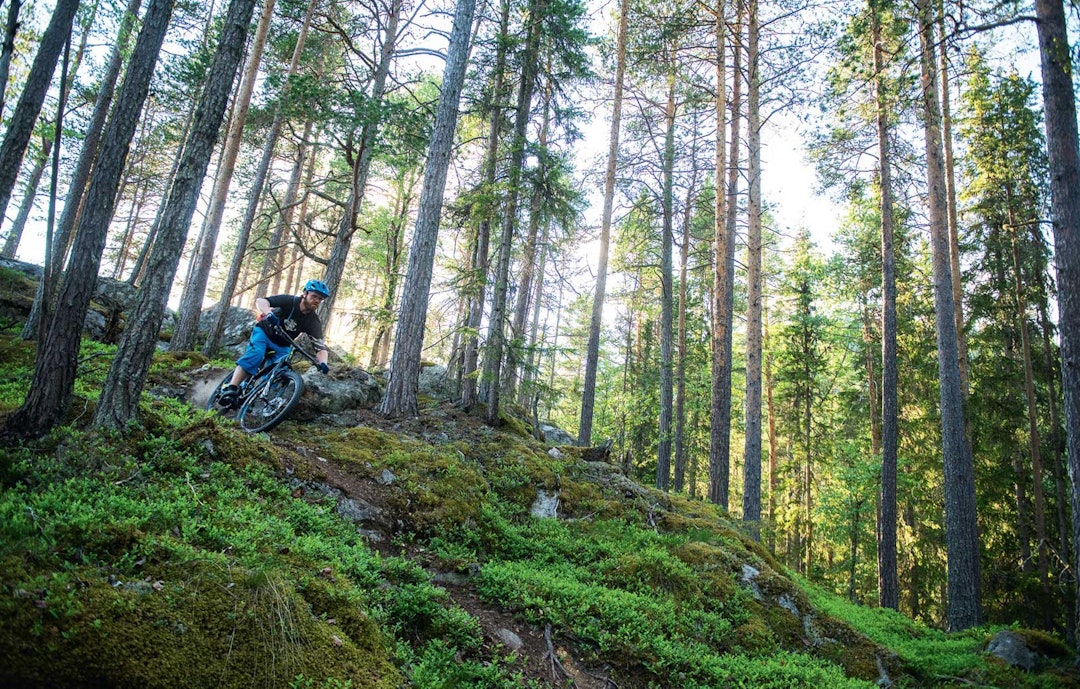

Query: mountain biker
left=218, top=279, right=332, bottom=408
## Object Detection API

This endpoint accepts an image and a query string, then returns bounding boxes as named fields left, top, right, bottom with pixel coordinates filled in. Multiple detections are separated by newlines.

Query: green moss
left=0, top=561, right=401, bottom=688
left=497, top=409, right=531, bottom=438
left=307, top=426, right=401, bottom=471
left=559, top=479, right=623, bottom=519
left=1017, top=628, right=1074, bottom=662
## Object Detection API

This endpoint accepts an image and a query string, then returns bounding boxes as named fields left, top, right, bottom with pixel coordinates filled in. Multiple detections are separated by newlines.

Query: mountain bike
left=205, top=328, right=319, bottom=433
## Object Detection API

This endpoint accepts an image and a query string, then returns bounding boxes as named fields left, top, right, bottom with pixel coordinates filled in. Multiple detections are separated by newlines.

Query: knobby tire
left=205, top=372, right=234, bottom=411
left=236, top=368, right=303, bottom=433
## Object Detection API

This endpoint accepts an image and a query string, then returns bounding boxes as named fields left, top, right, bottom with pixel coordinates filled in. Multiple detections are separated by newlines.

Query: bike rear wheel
left=205, top=372, right=235, bottom=411
left=236, top=368, right=303, bottom=433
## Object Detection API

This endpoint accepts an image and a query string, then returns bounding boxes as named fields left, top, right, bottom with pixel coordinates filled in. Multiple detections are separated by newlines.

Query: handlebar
left=269, top=325, right=320, bottom=366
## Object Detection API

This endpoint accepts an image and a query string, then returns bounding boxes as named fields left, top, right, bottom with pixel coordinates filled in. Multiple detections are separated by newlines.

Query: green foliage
left=0, top=415, right=521, bottom=687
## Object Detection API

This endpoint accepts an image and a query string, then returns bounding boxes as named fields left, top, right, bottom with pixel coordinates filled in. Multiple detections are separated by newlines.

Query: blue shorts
left=236, top=326, right=292, bottom=375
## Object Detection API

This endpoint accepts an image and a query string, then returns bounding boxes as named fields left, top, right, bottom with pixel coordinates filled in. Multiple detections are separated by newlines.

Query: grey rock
left=299, top=367, right=383, bottom=414
left=741, top=563, right=763, bottom=600
left=198, top=304, right=254, bottom=349
left=121, top=580, right=154, bottom=596
left=418, top=364, right=454, bottom=400
left=540, top=424, right=575, bottom=445
left=357, top=528, right=384, bottom=543
left=377, top=469, right=396, bottom=486
left=530, top=489, right=560, bottom=519
left=987, top=630, right=1039, bottom=671
left=337, top=496, right=384, bottom=525
left=494, top=628, right=524, bottom=651
left=0, top=257, right=43, bottom=279
left=83, top=309, right=107, bottom=340
left=778, top=593, right=800, bottom=617
left=431, top=571, right=471, bottom=586
left=93, top=277, right=137, bottom=312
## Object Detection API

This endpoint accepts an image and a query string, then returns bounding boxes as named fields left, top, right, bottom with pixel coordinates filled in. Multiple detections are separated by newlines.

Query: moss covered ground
left=0, top=330, right=1077, bottom=687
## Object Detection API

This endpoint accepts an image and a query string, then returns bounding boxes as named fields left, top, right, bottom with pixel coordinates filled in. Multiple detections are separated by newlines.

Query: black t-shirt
left=258, top=294, right=326, bottom=350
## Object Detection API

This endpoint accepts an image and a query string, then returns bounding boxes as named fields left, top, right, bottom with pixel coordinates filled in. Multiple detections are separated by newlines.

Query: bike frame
left=238, top=328, right=319, bottom=404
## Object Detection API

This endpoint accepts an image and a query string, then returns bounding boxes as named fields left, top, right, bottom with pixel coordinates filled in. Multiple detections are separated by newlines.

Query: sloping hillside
left=0, top=333, right=1076, bottom=687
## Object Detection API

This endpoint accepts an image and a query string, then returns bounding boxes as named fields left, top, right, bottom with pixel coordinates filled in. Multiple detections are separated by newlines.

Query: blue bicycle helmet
left=303, top=279, right=331, bottom=298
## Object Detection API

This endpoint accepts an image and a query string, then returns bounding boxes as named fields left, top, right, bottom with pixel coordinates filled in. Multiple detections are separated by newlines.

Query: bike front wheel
left=236, top=369, right=304, bottom=433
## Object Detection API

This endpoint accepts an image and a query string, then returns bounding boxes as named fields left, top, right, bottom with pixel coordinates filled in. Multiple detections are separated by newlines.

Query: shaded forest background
left=1, top=0, right=1077, bottom=641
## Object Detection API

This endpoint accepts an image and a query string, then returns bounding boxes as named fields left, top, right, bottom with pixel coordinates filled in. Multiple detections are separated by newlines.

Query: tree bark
left=709, top=0, right=736, bottom=508
left=656, top=73, right=677, bottom=491
left=202, top=0, right=317, bottom=355
left=0, top=0, right=22, bottom=122
left=917, top=0, right=981, bottom=630
left=872, top=0, right=899, bottom=611
left=377, top=0, right=477, bottom=417
left=94, top=0, right=256, bottom=429
left=20, top=0, right=141, bottom=340
left=2, top=0, right=175, bottom=440
left=708, top=0, right=729, bottom=507
left=938, top=0, right=968, bottom=392
left=0, top=0, right=80, bottom=226
left=578, top=0, right=628, bottom=445
left=1033, top=0, right=1080, bottom=646
left=317, top=0, right=403, bottom=329
left=742, top=0, right=761, bottom=536
left=170, top=0, right=276, bottom=351
left=1, top=137, right=49, bottom=259
left=482, top=0, right=543, bottom=425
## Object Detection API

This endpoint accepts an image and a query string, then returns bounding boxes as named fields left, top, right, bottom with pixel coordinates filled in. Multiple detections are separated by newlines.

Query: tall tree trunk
left=1, top=137, right=49, bottom=259
left=1033, top=0, right=1080, bottom=646
left=522, top=217, right=551, bottom=404
left=0, top=0, right=22, bottom=121
left=482, top=0, right=543, bottom=425
left=460, top=0, right=510, bottom=411
left=20, top=0, right=141, bottom=340
left=872, top=0, right=899, bottom=611
left=0, top=0, right=95, bottom=261
left=94, top=0, right=256, bottom=429
left=742, top=0, right=761, bottom=536
left=674, top=173, right=696, bottom=492
left=267, top=122, right=311, bottom=296
left=1010, top=220, right=1048, bottom=585
left=127, top=103, right=195, bottom=286
left=917, top=0, right=981, bottom=630
left=170, top=0, right=276, bottom=351
left=368, top=169, right=414, bottom=370
left=317, top=0, right=403, bottom=329
left=937, top=0, right=968, bottom=392
left=765, top=302, right=778, bottom=551
left=202, top=0, right=317, bottom=355
left=509, top=81, right=552, bottom=402
left=0, top=0, right=80, bottom=225
left=656, top=73, right=676, bottom=491
left=377, top=0, right=477, bottom=418
left=708, top=0, right=730, bottom=507
left=578, top=0, right=628, bottom=444
left=2, top=0, right=175, bottom=440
